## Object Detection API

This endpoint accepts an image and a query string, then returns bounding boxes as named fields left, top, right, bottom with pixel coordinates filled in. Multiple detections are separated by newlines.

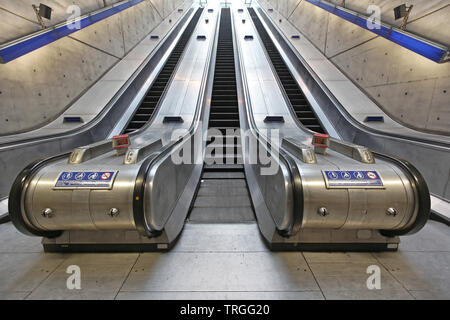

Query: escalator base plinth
left=43, top=243, right=172, bottom=253
left=41, top=230, right=176, bottom=253
left=262, top=227, right=399, bottom=252
left=268, top=242, right=399, bottom=252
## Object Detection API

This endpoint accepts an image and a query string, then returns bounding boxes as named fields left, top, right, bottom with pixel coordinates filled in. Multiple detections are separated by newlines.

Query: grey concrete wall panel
left=0, top=3, right=195, bottom=199
left=0, top=1, right=187, bottom=135
left=290, top=1, right=329, bottom=52
left=0, top=0, right=121, bottom=44
left=326, top=0, right=449, bottom=45
left=266, top=0, right=450, bottom=134
left=121, top=1, right=162, bottom=54
left=325, top=13, right=377, bottom=58
left=0, top=37, right=119, bottom=134
left=70, top=12, right=126, bottom=59
left=331, top=37, right=450, bottom=133
left=150, top=0, right=184, bottom=19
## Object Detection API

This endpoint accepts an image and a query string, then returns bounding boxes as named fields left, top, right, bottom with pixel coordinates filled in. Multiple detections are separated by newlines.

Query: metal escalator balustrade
left=248, top=8, right=326, bottom=134
left=123, top=8, right=204, bottom=134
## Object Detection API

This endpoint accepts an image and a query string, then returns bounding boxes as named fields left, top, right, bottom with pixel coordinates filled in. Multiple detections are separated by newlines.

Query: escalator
left=189, top=8, right=254, bottom=223
left=248, top=8, right=326, bottom=134
left=8, top=5, right=219, bottom=250
left=238, top=7, right=430, bottom=248
left=123, top=8, right=204, bottom=134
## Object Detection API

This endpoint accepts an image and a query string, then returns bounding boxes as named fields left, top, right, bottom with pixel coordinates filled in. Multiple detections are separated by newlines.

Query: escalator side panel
left=124, top=8, right=205, bottom=134
left=248, top=8, right=325, bottom=134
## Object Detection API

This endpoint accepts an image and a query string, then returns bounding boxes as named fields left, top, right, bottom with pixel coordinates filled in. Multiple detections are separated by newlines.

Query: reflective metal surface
left=254, top=3, right=450, bottom=202
left=0, top=5, right=196, bottom=199
left=8, top=3, right=428, bottom=253
left=12, top=4, right=219, bottom=245
left=233, top=4, right=423, bottom=248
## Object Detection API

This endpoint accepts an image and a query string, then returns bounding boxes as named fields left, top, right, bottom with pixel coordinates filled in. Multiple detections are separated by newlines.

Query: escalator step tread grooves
left=248, top=8, right=325, bottom=134
left=190, top=9, right=254, bottom=224
left=123, top=8, right=204, bottom=133
left=205, top=8, right=242, bottom=169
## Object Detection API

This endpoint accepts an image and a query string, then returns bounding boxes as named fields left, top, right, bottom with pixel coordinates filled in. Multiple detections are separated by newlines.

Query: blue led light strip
left=304, top=0, right=449, bottom=63
left=0, top=0, right=147, bottom=63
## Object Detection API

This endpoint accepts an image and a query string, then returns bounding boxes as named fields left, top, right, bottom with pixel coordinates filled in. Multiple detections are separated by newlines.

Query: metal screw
left=317, top=207, right=329, bottom=217
left=386, top=207, right=397, bottom=216
left=108, top=208, right=120, bottom=217
left=42, top=208, right=53, bottom=218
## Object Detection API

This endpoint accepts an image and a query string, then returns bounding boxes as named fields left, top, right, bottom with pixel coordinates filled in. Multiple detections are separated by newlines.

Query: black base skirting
left=43, top=242, right=173, bottom=253
left=430, top=211, right=450, bottom=227
left=0, top=213, right=10, bottom=224
left=269, top=242, right=398, bottom=252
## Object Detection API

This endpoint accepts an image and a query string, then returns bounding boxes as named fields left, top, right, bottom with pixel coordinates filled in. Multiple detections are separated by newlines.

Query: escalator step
left=209, top=112, right=240, bottom=119
left=248, top=7, right=325, bottom=133
left=208, top=119, right=240, bottom=127
left=203, top=8, right=244, bottom=171
left=123, top=8, right=204, bottom=133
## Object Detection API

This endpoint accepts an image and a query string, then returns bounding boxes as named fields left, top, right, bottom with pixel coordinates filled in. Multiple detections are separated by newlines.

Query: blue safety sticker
left=53, top=171, right=118, bottom=189
left=322, top=170, right=384, bottom=188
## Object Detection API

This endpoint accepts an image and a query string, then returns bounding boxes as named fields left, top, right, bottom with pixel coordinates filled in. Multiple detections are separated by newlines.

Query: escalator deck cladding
left=248, top=8, right=325, bottom=134
left=123, top=8, right=204, bottom=134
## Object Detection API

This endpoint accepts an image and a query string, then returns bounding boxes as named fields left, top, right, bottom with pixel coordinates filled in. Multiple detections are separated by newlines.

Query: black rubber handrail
left=272, top=146, right=304, bottom=236
left=132, top=150, right=167, bottom=237
left=376, top=152, right=431, bottom=236
left=0, top=213, right=10, bottom=224
left=8, top=152, right=70, bottom=237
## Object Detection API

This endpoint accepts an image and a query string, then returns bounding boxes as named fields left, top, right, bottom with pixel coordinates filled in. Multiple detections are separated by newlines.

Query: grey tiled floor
left=0, top=220, right=449, bottom=300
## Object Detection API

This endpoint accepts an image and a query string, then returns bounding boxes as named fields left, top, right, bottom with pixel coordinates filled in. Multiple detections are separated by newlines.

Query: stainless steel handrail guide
left=329, top=138, right=375, bottom=163
left=281, top=138, right=316, bottom=164
left=124, top=139, right=163, bottom=164
left=68, top=140, right=113, bottom=164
